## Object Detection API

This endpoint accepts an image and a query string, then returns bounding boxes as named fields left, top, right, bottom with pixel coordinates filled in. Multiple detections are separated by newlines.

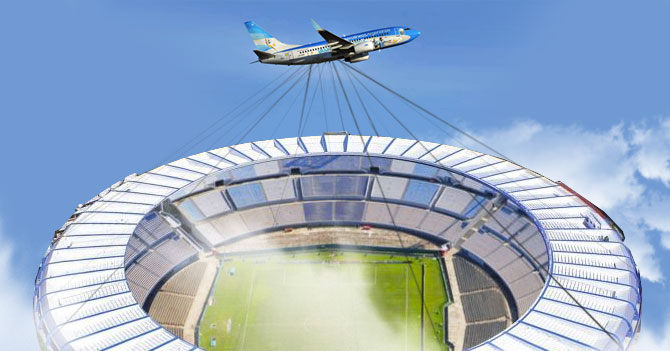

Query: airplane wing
left=311, top=19, right=354, bottom=52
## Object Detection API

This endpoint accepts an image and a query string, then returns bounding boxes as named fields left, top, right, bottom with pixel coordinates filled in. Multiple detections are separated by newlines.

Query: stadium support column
left=453, top=195, right=506, bottom=250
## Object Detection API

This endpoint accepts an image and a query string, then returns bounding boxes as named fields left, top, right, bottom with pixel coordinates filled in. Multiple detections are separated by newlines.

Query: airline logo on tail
left=244, top=21, right=293, bottom=53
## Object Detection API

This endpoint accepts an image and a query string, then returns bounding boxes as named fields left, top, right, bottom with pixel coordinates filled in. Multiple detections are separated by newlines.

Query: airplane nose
left=407, top=29, right=421, bottom=40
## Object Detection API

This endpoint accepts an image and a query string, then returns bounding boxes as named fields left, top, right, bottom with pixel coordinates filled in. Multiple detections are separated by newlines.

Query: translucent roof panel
left=231, top=143, right=270, bottom=161
left=402, top=179, right=439, bottom=206
left=323, top=133, right=346, bottom=152
left=301, top=175, right=368, bottom=199
left=191, top=190, right=230, bottom=218
left=253, top=139, right=288, bottom=157
left=281, top=155, right=364, bottom=173
left=260, top=177, right=296, bottom=202
left=346, top=135, right=370, bottom=152
left=275, top=137, right=306, bottom=155
left=227, top=182, right=267, bottom=209
left=434, top=187, right=475, bottom=216
left=370, top=176, right=407, bottom=200
left=384, top=138, right=416, bottom=156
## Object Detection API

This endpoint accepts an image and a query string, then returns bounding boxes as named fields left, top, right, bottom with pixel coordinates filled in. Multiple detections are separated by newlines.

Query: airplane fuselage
left=260, top=27, right=420, bottom=65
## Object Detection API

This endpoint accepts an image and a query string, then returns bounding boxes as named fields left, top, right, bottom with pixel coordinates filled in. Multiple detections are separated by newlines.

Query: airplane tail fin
left=244, top=21, right=295, bottom=52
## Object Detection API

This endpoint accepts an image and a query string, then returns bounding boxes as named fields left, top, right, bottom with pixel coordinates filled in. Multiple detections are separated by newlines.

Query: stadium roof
left=34, top=135, right=641, bottom=351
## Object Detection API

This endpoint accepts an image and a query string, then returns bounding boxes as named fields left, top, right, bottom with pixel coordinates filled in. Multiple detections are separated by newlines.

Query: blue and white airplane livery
left=245, top=20, right=420, bottom=65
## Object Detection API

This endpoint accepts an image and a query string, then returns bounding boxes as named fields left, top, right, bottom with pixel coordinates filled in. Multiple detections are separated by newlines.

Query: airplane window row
left=296, top=31, right=394, bottom=54
left=300, top=46, right=329, bottom=54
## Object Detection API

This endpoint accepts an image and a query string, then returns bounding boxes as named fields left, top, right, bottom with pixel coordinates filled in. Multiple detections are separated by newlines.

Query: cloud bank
left=449, top=117, right=670, bottom=349
left=0, top=220, right=40, bottom=351
left=452, top=117, right=670, bottom=283
left=632, top=320, right=670, bottom=351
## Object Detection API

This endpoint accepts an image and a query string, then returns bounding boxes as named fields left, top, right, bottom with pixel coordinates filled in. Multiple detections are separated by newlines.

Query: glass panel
left=362, top=156, right=392, bottom=172
left=178, top=199, right=204, bottom=222
left=336, top=176, right=368, bottom=197
left=261, top=178, right=296, bottom=202
left=281, top=155, right=364, bottom=173
left=434, top=187, right=473, bottom=215
left=335, top=202, right=365, bottom=221
left=301, top=176, right=334, bottom=197
left=227, top=182, right=266, bottom=208
left=390, top=159, right=416, bottom=174
left=402, top=179, right=439, bottom=206
left=301, top=175, right=368, bottom=199
left=304, top=202, right=333, bottom=222
left=253, top=161, right=283, bottom=178
left=370, top=176, right=407, bottom=200
left=192, top=190, right=230, bottom=218
left=229, top=165, right=256, bottom=181
left=463, top=195, right=487, bottom=218
left=413, top=163, right=440, bottom=178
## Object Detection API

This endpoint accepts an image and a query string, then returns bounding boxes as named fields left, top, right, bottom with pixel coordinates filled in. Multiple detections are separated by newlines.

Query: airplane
left=245, top=19, right=420, bottom=65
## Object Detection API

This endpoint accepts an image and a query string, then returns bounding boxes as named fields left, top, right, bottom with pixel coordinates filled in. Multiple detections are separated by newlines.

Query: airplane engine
left=353, top=41, right=374, bottom=54
left=346, top=54, right=370, bottom=63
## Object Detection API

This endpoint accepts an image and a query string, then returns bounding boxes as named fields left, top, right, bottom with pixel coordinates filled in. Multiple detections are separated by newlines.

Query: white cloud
left=451, top=117, right=670, bottom=282
left=632, top=320, right=670, bottom=351
left=630, top=118, right=670, bottom=186
left=0, top=220, right=40, bottom=351
left=662, top=232, right=670, bottom=251
left=465, top=120, right=643, bottom=209
left=611, top=215, right=664, bottom=283
left=626, top=192, right=670, bottom=237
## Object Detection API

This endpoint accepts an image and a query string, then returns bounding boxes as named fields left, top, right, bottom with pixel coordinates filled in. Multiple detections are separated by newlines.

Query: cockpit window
left=404, top=27, right=411, bottom=30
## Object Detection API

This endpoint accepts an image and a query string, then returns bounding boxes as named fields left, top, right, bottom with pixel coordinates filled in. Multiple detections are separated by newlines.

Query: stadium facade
left=34, top=135, right=642, bottom=351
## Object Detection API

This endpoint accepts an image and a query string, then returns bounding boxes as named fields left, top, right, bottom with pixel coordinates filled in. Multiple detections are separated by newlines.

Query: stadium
left=34, top=134, right=642, bottom=351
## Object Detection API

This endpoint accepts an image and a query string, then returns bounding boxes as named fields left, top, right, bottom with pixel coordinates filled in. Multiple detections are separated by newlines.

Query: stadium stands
left=124, top=213, right=199, bottom=307
left=462, top=291, right=508, bottom=322
left=464, top=322, right=508, bottom=349
left=453, top=254, right=511, bottom=349
left=148, top=261, right=208, bottom=340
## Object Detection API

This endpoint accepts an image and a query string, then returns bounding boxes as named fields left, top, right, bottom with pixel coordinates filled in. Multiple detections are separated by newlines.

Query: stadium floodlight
left=34, top=135, right=641, bottom=351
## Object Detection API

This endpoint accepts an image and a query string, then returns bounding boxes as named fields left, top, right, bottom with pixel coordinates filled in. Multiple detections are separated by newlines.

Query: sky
left=1, top=0, right=669, bottom=349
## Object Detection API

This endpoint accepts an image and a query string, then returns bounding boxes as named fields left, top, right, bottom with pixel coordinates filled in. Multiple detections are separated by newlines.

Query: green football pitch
left=198, top=250, right=449, bottom=351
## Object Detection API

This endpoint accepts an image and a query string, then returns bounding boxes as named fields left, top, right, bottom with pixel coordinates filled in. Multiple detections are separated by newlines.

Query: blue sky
left=1, top=1, right=669, bottom=349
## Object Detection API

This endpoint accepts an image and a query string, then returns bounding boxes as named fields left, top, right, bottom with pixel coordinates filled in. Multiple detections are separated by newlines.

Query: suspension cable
left=342, top=63, right=512, bottom=162
left=49, top=67, right=313, bottom=337
left=196, top=66, right=308, bottom=157
left=343, top=61, right=624, bottom=351
left=319, top=64, right=330, bottom=132
left=157, top=67, right=293, bottom=167
left=332, top=62, right=445, bottom=349
left=233, top=68, right=310, bottom=145
left=328, top=62, right=346, bottom=131
left=301, top=63, right=325, bottom=135
left=298, top=65, right=313, bottom=137
left=343, top=65, right=380, bottom=136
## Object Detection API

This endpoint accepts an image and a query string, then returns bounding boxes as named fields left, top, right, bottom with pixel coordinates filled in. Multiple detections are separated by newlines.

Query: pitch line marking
left=405, top=264, right=409, bottom=351
left=239, top=267, right=257, bottom=351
